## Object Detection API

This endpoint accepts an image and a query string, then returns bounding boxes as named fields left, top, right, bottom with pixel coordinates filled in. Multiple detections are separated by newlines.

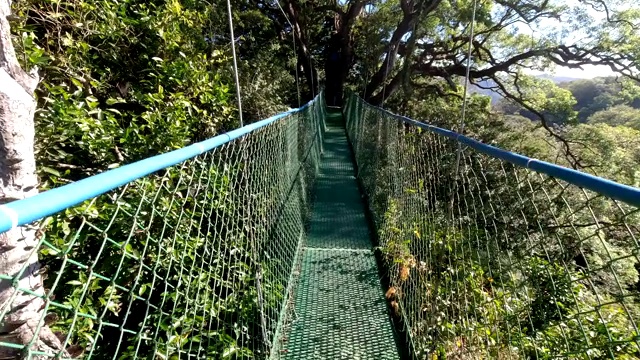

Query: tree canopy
left=272, top=0, right=640, bottom=108
left=3, top=0, right=640, bottom=358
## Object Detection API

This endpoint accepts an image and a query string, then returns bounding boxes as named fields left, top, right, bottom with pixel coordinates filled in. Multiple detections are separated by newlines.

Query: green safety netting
left=345, top=94, right=640, bottom=359
left=274, top=112, right=401, bottom=359
left=0, top=94, right=325, bottom=359
left=4, top=90, right=640, bottom=360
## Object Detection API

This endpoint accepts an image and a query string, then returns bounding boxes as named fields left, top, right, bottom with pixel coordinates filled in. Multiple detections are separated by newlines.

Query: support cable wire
left=225, top=0, right=269, bottom=350
left=344, top=92, right=640, bottom=360
left=361, top=5, right=371, bottom=103
left=294, top=35, right=301, bottom=107
left=453, top=0, right=478, bottom=174
left=442, top=4, right=478, bottom=353
left=226, top=0, right=244, bottom=127
left=309, top=55, right=316, bottom=98
left=275, top=0, right=302, bottom=106
left=449, top=0, right=478, bottom=221
left=227, top=0, right=271, bottom=348
left=380, top=44, right=392, bottom=108
left=401, top=18, right=419, bottom=114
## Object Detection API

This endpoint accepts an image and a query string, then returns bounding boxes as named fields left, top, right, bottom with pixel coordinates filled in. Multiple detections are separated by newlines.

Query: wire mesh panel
left=281, top=249, right=400, bottom=360
left=0, top=95, right=326, bottom=359
left=274, top=112, right=402, bottom=359
left=345, top=94, right=640, bottom=359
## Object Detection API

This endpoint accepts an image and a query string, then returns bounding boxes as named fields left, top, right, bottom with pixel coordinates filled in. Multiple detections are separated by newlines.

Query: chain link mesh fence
left=345, top=94, right=640, bottom=359
left=0, top=94, right=326, bottom=359
left=5, top=90, right=640, bottom=359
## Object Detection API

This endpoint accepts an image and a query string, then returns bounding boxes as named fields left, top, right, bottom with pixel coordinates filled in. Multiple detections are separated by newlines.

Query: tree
left=274, top=0, right=639, bottom=111
left=2, top=0, right=291, bottom=356
left=587, top=104, right=640, bottom=129
left=561, top=77, right=640, bottom=121
left=0, top=0, right=69, bottom=357
left=566, top=123, right=640, bottom=186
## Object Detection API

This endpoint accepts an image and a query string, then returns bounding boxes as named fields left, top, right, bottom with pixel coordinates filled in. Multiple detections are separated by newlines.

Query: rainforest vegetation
left=1, top=0, right=639, bottom=358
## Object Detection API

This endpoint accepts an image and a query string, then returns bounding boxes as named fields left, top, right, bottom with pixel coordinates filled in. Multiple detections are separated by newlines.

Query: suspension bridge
left=1, top=92, right=640, bottom=359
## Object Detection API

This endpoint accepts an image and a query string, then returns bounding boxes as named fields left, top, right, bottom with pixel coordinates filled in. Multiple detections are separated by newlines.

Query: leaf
left=42, top=167, right=61, bottom=176
left=71, top=78, right=83, bottom=88
left=67, top=280, right=83, bottom=286
left=82, top=332, right=95, bottom=344
left=41, top=247, right=59, bottom=256
left=222, top=345, right=238, bottom=358
left=139, top=284, right=149, bottom=296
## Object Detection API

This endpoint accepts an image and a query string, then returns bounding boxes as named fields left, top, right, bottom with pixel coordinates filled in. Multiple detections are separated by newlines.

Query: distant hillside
left=470, top=75, right=583, bottom=102
left=492, top=74, right=640, bottom=125
left=535, top=74, right=581, bottom=84
left=469, top=79, right=502, bottom=102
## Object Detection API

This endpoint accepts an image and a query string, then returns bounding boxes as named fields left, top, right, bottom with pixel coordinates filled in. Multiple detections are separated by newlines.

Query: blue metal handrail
left=362, top=99, right=640, bottom=208
left=0, top=97, right=319, bottom=233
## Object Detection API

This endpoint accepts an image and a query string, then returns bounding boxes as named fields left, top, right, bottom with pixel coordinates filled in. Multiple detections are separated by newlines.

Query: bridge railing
left=0, top=93, right=326, bottom=359
left=345, top=94, right=640, bottom=359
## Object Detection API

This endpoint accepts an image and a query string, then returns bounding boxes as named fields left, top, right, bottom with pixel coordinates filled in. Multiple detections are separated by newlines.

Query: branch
left=494, top=0, right=559, bottom=23
left=474, top=75, right=585, bottom=169
left=579, top=0, right=637, bottom=28
left=340, top=0, right=367, bottom=38
left=415, top=42, right=639, bottom=83
left=365, top=0, right=442, bottom=97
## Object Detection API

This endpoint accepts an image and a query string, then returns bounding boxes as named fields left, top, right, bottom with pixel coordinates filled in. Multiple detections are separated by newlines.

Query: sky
left=528, top=64, right=617, bottom=79
left=516, top=0, right=628, bottom=79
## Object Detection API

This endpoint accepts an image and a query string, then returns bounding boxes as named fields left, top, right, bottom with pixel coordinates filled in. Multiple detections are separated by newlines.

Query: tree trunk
left=325, top=33, right=350, bottom=106
left=0, top=0, right=68, bottom=357
left=286, top=1, right=318, bottom=100
left=323, top=1, right=365, bottom=107
left=367, top=71, right=404, bottom=105
left=297, top=48, right=318, bottom=99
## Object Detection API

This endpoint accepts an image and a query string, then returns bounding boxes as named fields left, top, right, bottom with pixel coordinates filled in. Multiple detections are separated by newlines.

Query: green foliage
left=561, top=77, right=640, bottom=122
left=565, top=124, right=640, bottom=187
left=495, top=119, right=640, bottom=188
left=9, top=1, right=246, bottom=352
left=13, top=95, right=326, bottom=359
left=494, top=76, right=640, bottom=124
left=587, top=105, right=640, bottom=130
left=495, top=77, right=640, bottom=128
left=39, top=163, right=260, bottom=358
left=7, top=0, right=312, bottom=357
left=10, top=0, right=304, bottom=185
left=347, top=94, right=640, bottom=360
left=10, top=0, right=237, bottom=186
left=514, top=77, right=579, bottom=125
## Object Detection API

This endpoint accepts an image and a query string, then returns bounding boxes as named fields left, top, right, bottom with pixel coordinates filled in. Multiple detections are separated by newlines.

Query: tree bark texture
left=286, top=1, right=319, bottom=99
left=0, top=0, right=68, bottom=357
left=324, top=0, right=365, bottom=106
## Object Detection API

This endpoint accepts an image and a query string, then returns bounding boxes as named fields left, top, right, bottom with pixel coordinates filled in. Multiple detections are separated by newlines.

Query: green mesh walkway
left=278, top=113, right=401, bottom=359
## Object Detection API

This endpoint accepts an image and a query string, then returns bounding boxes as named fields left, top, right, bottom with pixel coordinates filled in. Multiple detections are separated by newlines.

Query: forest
left=492, top=76, right=640, bottom=185
left=0, top=0, right=640, bottom=358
